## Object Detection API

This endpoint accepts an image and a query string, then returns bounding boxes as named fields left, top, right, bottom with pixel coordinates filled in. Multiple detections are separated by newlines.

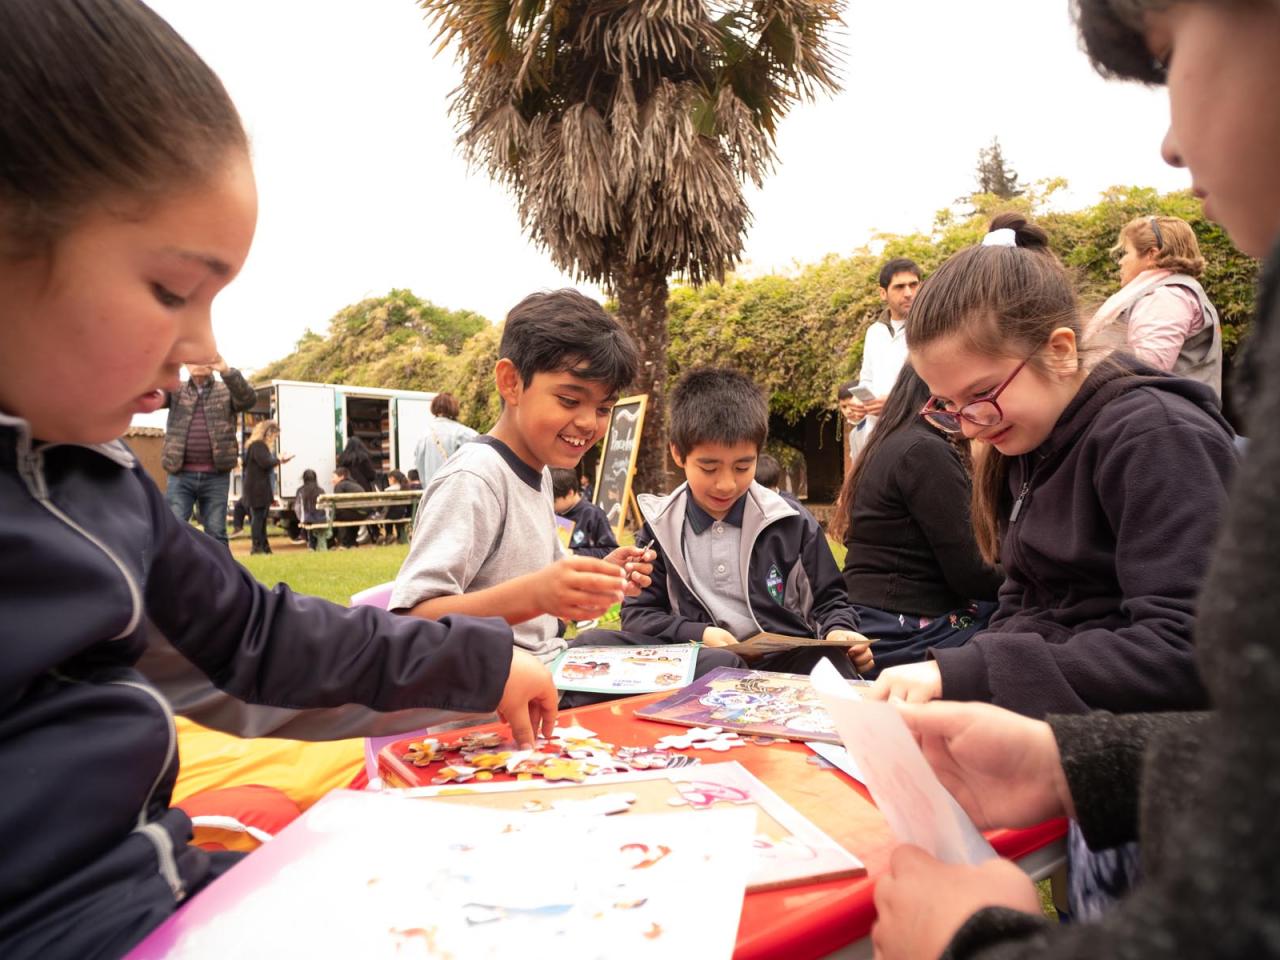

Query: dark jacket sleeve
left=1047, top=710, right=1207, bottom=851
left=800, top=511, right=861, bottom=635
left=896, top=439, right=1003, bottom=602
left=139, top=468, right=513, bottom=714
left=572, top=503, right=619, bottom=560
left=222, top=368, right=258, bottom=413
left=935, top=418, right=1231, bottom=717
left=620, top=523, right=707, bottom=643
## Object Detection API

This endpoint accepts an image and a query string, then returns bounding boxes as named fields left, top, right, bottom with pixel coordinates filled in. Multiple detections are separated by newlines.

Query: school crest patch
left=765, top=563, right=784, bottom=603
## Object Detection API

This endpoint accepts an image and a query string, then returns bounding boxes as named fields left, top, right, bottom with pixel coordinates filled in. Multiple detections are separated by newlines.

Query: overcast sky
left=148, top=0, right=1187, bottom=374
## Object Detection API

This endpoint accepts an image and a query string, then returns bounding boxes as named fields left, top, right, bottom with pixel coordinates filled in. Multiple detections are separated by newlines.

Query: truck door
left=392, top=396, right=436, bottom=474
left=276, top=382, right=337, bottom=496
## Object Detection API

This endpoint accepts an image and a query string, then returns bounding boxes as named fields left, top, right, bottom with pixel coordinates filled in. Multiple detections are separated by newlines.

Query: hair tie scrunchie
left=982, top=228, right=1018, bottom=247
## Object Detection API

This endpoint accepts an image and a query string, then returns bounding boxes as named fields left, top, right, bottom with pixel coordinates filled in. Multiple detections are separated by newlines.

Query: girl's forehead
left=909, top=338, right=1009, bottom=396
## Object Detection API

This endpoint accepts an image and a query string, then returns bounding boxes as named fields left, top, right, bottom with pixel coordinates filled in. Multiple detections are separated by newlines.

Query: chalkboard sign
left=593, top=394, right=647, bottom=538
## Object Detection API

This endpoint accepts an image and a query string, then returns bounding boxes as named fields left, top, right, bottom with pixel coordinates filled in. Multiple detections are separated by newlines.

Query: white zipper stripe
left=18, top=441, right=144, bottom=641
left=111, top=680, right=179, bottom=829
left=135, top=822, right=186, bottom=900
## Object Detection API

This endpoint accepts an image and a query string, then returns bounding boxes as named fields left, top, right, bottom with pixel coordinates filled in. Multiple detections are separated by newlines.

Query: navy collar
left=685, top=491, right=746, bottom=534
left=474, top=435, right=543, bottom=490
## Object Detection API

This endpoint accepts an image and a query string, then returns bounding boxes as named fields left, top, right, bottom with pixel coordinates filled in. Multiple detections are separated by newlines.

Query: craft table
left=379, top=693, right=1068, bottom=960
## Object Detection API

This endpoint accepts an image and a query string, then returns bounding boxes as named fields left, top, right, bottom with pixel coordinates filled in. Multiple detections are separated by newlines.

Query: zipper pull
left=1009, top=481, right=1031, bottom=523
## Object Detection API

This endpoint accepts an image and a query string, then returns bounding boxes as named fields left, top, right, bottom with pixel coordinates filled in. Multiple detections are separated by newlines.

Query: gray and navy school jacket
left=561, top=496, right=619, bottom=560
left=0, top=411, right=515, bottom=958
left=622, top=481, right=860, bottom=642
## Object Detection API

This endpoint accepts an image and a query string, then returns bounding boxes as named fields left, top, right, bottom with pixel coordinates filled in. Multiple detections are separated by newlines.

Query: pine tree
left=975, top=137, right=1024, bottom=199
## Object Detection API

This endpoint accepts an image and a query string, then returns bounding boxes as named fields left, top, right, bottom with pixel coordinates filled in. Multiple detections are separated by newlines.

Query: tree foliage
left=668, top=183, right=1258, bottom=422
left=257, top=184, right=1259, bottom=441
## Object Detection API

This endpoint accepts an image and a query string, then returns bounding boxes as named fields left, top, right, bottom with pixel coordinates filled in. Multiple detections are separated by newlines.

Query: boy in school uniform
left=619, top=368, right=874, bottom=677
left=551, top=466, right=619, bottom=560
left=390, top=290, right=653, bottom=666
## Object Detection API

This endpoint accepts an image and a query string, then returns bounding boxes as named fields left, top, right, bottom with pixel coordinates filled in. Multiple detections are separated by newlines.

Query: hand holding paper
left=894, top=700, right=1076, bottom=828
left=808, top=658, right=995, bottom=864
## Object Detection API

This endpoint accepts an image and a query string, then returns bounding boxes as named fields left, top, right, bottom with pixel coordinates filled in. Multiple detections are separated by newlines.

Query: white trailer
left=233, top=379, right=438, bottom=501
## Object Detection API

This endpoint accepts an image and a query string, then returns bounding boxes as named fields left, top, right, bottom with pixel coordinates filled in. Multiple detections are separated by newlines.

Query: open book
left=732, top=631, right=861, bottom=664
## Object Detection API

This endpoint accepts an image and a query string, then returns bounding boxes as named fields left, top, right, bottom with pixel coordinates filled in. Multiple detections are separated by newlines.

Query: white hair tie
left=982, top=228, right=1017, bottom=247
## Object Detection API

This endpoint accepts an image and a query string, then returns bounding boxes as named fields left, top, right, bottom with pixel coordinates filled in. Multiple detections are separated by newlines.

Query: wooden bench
left=305, top=490, right=424, bottom=551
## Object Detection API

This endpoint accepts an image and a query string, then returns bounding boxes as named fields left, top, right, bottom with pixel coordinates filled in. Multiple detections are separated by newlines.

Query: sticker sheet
left=406, top=761, right=865, bottom=891
left=808, top=658, right=996, bottom=865
left=551, top=644, right=698, bottom=694
left=129, top=791, right=755, bottom=960
left=635, top=666, right=868, bottom=744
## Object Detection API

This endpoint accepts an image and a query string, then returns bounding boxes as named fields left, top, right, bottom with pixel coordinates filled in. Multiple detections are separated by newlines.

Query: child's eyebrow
left=556, top=380, right=617, bottom=403
left=166, top=248, right=232, bottom=277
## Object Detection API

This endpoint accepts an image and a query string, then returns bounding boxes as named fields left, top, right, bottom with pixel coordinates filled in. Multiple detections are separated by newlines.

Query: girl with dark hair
left=830, top=363, right=1001, bottom=678
left=0, top=3, right=558, bottom=953
left=338, top=435, right=378, bottom=491
left=293, top=467, right=327, bottom=550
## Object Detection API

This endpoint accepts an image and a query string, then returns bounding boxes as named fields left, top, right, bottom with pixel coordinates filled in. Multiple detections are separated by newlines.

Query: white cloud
left=147, top=0, right=1188, bottom=372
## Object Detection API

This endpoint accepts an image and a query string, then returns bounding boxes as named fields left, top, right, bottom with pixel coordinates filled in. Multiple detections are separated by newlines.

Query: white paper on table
left=809, top=659, right=996, bottom=865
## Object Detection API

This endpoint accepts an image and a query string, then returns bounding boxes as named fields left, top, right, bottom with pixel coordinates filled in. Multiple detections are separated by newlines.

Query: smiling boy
left=390, top=290, right=652, bottom=664
left=622, top=367, right=873, bottom=676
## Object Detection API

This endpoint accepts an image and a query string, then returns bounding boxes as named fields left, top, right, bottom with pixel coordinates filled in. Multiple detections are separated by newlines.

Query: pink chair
left=350, top=581, right=429, bottom=787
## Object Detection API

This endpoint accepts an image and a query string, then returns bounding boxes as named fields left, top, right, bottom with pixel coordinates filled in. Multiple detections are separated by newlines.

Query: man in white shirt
left=845, top=258, right=921, bottom=456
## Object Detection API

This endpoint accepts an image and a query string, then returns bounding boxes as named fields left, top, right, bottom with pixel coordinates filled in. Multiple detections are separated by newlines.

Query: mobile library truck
left=233, top=379, right=439, bottom=505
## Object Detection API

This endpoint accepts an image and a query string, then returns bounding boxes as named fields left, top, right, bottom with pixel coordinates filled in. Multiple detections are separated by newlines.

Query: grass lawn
left=233, top=524, right=850, bottom=611
left=233, top=532, right=410, bottom=605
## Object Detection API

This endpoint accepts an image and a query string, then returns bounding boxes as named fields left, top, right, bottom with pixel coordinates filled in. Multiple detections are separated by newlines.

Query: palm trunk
left=611, top=260, right=671, bottom=496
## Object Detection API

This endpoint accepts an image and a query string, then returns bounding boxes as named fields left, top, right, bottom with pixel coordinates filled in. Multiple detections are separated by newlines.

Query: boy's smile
left=672, top=440, right=759, bottom=520
left=492, top=363, right=616, bottom=472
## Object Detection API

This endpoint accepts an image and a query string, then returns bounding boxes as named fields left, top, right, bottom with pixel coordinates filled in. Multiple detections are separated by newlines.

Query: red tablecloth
left=379, top=693, right=1067, bottom=960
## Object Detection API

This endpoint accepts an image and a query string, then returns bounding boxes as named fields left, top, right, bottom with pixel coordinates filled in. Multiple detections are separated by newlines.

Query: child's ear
left=1046, top=326, right=1080, bottom=376
left=494, top=358, right=522, bottom=405
left=669, top=443, right=685, bottom=469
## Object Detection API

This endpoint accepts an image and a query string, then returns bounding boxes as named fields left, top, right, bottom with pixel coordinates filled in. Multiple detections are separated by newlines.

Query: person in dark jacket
left=550, top=466, right=618, bottom=560
left=615, top=368, right=872, bottom=677
left=338, top=435, right=378, bottom=491
left=868, top=215, right=1235, bottom=718
left=0, top=4, right=558, bottom=956
left=161, top=356, right=257, bottom=547
left=243, top=419, right=291, bottom=555
left=830, top=364, right=1002, bottom=678
left=865, top=5, right=1279, bottom=934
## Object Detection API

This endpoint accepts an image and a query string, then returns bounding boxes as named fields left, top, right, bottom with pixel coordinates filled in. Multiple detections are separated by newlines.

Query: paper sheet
left=809, top=659, right=995, bottom=865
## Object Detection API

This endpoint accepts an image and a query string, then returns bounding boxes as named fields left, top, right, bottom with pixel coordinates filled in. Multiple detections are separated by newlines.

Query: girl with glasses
left=869, top=212, right=1236, bottom=719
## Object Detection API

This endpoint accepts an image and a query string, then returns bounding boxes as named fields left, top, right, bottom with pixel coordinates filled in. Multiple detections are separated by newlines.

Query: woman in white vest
left=1085, top=215, right=1223, bottom=398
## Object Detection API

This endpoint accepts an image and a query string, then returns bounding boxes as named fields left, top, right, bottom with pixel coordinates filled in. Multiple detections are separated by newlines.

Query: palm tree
left=420, top=0, right=843, bottom=492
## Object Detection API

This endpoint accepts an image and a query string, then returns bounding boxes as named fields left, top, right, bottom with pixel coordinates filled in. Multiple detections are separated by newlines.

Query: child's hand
left=604, top=545, right=655, bottom=596
left=701, top=626, right=739, bottom=647
left=866, top=661, right=943, bottom=703
left=872, top=845, right=1041, bottom=960
left=534, top=557, right=627, bottom=621
left=497, top=649, right=558, bottom=749
left=825, top=629, right=874, bottom=674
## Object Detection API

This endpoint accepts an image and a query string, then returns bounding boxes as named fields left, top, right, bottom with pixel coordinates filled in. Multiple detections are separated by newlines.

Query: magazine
left=635, top=665, right=868, bottom=744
